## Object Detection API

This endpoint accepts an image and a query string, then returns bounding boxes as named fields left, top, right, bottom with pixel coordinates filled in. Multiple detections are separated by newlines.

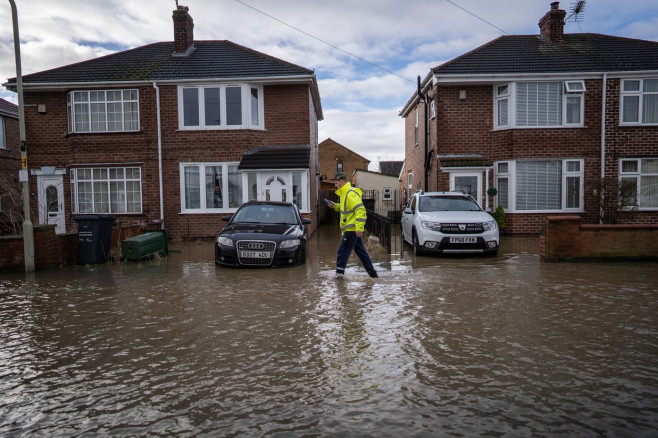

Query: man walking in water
left=326, top=172, right=378, bottom=278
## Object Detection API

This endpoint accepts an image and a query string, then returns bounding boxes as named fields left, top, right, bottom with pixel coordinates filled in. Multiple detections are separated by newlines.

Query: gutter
left=153, top=82, right=165, bottom=229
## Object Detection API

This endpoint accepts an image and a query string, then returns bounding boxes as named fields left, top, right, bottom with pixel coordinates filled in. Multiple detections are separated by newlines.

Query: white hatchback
left=401, top=191, right=499, bottom=256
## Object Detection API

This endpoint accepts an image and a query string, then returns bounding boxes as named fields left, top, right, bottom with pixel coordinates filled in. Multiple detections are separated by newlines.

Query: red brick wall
left=404, top=78, right=658, bottom=234
left=318, top=138, right=370, bottom=182
left=542, top=216, right=658, bottom=261
left=21, top=82, right=318, bottom=239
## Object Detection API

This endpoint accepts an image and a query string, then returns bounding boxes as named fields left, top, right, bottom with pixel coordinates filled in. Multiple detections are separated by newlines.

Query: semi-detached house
left=3, top=5, right=323, bottom=238
left=400, top=2, right=658, bottom=234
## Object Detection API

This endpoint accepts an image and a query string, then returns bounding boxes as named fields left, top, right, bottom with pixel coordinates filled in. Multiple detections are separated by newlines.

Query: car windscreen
left=232, top=204, right=299, bottom=225
left=419, top=196, right=481, bottom=212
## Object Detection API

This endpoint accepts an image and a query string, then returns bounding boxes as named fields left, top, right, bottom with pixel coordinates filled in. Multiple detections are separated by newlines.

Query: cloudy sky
left=1, top=0, right=657, bottom=169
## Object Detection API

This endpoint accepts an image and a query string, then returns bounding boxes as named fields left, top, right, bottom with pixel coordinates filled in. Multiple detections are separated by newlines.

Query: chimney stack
left=538, top=2, right=566, bottom=43
left=173, top=5, right=194, bottom=56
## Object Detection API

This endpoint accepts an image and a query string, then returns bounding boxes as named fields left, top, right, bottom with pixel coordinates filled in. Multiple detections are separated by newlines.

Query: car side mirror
left=221, top=215, right=231, bottom=222
left=404, top=207, right=413, bottom=214
left=302, top=218, right=312, bottom=225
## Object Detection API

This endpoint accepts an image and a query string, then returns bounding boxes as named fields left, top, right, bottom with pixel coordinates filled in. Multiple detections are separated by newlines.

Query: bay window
left=71, top=167, right=142, bottom=213
left=178, top=84, right=263, bottom=130
left=67, top=90, right=139, bottom=133
left=619, top=158, right=658, bottom=209
left=495, top=159, right=584, bottom=212
left=494, top=81, right=585, bottom=129
left=621, top=79, right=658, bottom=125
left=180, top=163, right=309, bottom=213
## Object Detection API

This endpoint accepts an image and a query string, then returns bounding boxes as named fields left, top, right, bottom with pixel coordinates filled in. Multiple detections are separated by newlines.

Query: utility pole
left=9, top=0, right=35, bottom=273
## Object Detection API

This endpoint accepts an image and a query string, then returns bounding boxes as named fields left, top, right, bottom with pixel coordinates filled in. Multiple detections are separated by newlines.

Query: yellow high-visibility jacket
left=334, top=182, right=367, bottom=234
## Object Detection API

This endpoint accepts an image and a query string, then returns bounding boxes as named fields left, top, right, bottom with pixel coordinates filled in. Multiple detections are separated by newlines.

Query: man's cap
left=331, top=171, right=348, bottom=180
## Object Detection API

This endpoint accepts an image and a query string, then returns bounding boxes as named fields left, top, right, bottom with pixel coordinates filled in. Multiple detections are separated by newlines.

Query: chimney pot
left=173, top=5, right=194, bottom=56
left=539, top=2, right=566, bottom=43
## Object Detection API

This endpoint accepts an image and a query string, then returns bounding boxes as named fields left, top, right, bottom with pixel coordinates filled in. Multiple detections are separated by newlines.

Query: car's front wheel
left=413, top=232, right=424, bottom=256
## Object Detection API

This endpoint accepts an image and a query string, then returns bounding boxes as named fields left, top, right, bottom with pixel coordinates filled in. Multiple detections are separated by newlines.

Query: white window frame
left=620, top=79, right=658, bottom=125
left=619, top=158, right=658, bottom=210
left=430, top=99, right=436, bottom=119
left=495, top=159, right=584, bottom=213
left=494, top=81, right=585, bottom=129
left=383, top=187, right=392, bottom=201
left=70, top=166, right=142, bottom=214
left=407, top=172, right=413, bottom=189
left=414, top=107, right=419, bottom=146
left=66, top=89, right=139, bottom=133
left=177, top=84, right=264, bottom=130
left=180, top=163, right=309, bottom=213
left=495, top=161, right=510, bottom=210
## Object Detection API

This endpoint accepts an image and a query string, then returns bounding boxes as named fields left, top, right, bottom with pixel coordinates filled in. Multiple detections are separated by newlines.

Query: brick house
left=318, top=138, right=370, bottom=189
left=0, top=98, right=21, bottom=234
left=400, top=2, right=658, bottom=234
left=3, top=5, right=323, bottom=238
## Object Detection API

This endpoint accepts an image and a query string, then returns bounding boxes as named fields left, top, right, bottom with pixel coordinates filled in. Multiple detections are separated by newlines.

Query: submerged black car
left=215, top=201, right=311, bottom=267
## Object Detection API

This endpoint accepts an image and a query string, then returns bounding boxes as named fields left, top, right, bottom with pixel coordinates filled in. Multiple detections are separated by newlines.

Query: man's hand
left=356, top=231, right=363, bottom=238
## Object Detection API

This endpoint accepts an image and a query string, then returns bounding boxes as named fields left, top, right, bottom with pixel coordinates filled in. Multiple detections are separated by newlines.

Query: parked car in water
left=215, top=201, right=311, bottom=267
left=401, top=191, right=499, bottom=256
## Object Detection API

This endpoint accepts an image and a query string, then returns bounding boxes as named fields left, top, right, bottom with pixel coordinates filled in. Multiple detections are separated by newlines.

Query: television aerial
left=566, top=1, right=586, bottom=22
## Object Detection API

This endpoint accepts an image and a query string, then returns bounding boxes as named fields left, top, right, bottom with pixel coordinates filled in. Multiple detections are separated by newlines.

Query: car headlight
left=217, top=236, right=234, bottom=247
left=421, top=221, right=441, bottom=231
left=280, top=239, right=300, bottom=249
left=482, top=220, right=497, bottom=231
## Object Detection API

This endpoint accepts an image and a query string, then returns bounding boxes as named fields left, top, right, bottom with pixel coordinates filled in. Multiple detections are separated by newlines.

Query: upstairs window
left=67, top=90, right=139, bottom=133
left=178, top=84, right=263, bottom=130
left=494, top=81, right=585, bottom=129
left=0, top=116, right=5, bottom=149
left=621, top=79, right=658, bottom=125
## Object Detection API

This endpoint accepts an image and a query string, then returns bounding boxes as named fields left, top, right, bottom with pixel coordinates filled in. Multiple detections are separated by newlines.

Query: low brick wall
left=541, top=216, right=658, bottom=262
left=0, top=222, right=146, bottom=271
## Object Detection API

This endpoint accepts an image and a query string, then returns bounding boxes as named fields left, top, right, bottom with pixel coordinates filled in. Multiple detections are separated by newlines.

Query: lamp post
left=9, top=0, right=35, bottom=273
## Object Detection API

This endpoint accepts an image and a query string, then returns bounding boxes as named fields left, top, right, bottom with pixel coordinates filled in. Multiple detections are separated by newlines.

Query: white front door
left=37, top=175, right=66, bottom=234
left=450, top=172, right=482, bottom=206
left=259, top=172, right=288, bottom=203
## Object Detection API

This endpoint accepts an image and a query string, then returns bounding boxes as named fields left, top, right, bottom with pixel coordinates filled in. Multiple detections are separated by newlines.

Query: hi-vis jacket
left=333, top=182, right=367, bottom=234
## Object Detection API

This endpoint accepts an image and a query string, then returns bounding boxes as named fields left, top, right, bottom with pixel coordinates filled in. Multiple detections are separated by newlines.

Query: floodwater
left=1, top=227, right=657, bottom=437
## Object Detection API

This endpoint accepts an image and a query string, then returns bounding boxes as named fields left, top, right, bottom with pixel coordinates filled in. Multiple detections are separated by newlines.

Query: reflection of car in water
left=215, top=201, right=311, bottom=267
left=401, top=191, right=499, bottom=256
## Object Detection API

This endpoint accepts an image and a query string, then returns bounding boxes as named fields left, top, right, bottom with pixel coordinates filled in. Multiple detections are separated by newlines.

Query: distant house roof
left=238, top=145, right=310, bottom=170
left=0, top=98, right=18, bottom=118
left=319, top=138, right=370, bottom=164
left=437, top=154, right=492, bottom=168
left=379, top=161, right=404, bottom=177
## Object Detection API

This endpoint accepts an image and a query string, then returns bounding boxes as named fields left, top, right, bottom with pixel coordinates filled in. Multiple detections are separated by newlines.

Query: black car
left=215, top=201, right=311, bottom=267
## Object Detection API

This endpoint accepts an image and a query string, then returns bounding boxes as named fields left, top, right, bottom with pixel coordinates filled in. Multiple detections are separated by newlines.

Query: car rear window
left=419, top=196, right=481, bottom=212
left=233, top=205, right=298, bottom=224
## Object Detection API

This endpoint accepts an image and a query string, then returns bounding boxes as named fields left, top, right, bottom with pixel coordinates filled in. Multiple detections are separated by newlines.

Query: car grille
left=237, top=240, right=276, bottom=266
left=440, top=223, right=484, bottom=234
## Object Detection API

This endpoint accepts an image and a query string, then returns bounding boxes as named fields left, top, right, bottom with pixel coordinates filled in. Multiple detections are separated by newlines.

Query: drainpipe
left=418, top=76, right=429, bottom=191
left=152, top=82, right=165, bottom=229
left=600, top=73, right=607, bottom=224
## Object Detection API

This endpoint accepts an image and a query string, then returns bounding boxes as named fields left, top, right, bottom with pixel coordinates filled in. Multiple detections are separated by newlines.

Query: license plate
left=450, top=237, right=477, bottom=244
left=239, top=251, right=271, bottom=259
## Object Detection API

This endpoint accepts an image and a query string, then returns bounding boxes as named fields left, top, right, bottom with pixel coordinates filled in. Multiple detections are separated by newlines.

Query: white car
left=401, top=191, right=499, bottom=256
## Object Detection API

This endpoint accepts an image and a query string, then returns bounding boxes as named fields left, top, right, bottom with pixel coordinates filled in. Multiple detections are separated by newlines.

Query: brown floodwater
left=0, top=227, right=656, bottom=437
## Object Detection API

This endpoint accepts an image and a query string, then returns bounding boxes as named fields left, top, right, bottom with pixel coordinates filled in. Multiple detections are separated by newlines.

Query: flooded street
left=1, top=227, right=657, bottom=437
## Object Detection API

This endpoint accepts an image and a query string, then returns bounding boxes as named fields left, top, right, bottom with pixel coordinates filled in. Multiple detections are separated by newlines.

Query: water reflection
left=0, top=228, right=656, bottom=437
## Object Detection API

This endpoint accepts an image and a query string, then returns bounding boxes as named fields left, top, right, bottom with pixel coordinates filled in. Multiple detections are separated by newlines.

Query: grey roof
left=433, top=34, right=658, bottom=76
left=238, top=145, right=310, bottom=170
left=0, top=98, right=18, bottom=118
left=5, top=40, right=314, bottom=86
left=379, top=161, right=404, bottom=176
